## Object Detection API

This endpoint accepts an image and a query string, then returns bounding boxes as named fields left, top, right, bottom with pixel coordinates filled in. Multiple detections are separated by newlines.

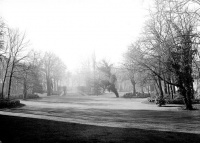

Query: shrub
left=192, top=99, right=200, bottom=104
left=123, top=92, right=151, bottom=98
left=26, top=93, right=39, bottom=99
left=0, top=99, right=21, bottom=108
left=33, top=84, right=44, bottom=94
left=123, top=93, right=135, bottom=98
left=148, top=97, right=155, bottom=102
left=136, top=92, right=151, bottom=98
left=155, top=96, right=166, bottom=106
left=166, top=98, right=200, bottom=104
left=52, top=91, right=61, bottom=95
left=166, top=99, right=184, bottom=104
left=11, top=93, right=39, bottom=99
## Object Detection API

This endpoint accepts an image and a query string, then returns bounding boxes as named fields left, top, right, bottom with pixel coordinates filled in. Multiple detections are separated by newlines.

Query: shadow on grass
left=160, top=105, right=183, bottom=107
left=0, top=115, right=200, bottom=143
left=10, top=103, right=26, bottom=108
left=0, top=103, right=25, bottom=110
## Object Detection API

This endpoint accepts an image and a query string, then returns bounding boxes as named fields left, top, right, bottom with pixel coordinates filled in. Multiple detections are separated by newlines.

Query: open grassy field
left=0, top=92, right=200, bottom=142
left=1, top=115, right=200, bottom=143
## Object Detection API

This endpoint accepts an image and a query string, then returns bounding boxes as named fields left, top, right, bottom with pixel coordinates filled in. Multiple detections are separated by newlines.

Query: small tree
left=98, top=60, right=119, bottom=97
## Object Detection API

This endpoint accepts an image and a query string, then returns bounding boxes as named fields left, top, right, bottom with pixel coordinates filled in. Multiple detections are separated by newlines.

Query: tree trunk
left=185, top=92, right=193, bottom=110
left=164, top=80, right=168, bottom=94
left=131, top=79, right=136, bottom=95
left=154, top=78, right=159, bottom=96
left=109, top=84, right=119, bottom=98
left=141, top=86, right=144, bottom=94
left=172, top=77, right=176, bottom=94
left=1, top=58, right=11, bottom=99
left=23, top=80, right=27, bottom=99
left=47, top=77, right=51, bottom=96
left=7, top=61, right=15, bottom=99
left=158, top=77, right=164, bottom=98
left=147, top=86, right=150, bottom=94
left=7, top=72, right=14, bottom=99
left=182, top=87, right=193, bottom=110
left=53, top=78, right=57, bottom=92
left=170, top=84, right=174, bottom=99
left=1, top=77, right=6, bottom=99
left=179, top=78, right=193, bottom=110
left=167, top=83, right=171, bottom=96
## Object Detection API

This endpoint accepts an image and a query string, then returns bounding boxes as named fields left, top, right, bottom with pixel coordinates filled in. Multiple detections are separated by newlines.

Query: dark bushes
left=26, top=93, right=39, bottom=99
left=148, top=95, right=200, bottom=105
left=148, top=97, right=155, bottom=102
left=11, top=93, right=39, bottom=99
left=123, top=92, right=150, bottom=98
left=123, top=93, right=135, bottom=98
left=0, top=99, right=21, bottom=108
left=155, top=96, right=166, bottom=106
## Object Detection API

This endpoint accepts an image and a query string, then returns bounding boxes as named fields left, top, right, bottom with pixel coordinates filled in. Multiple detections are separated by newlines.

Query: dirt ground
left=1, top=92, right=200, bottom=135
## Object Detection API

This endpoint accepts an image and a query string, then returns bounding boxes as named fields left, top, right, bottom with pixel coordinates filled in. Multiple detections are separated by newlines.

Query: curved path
left=1, top=93, right=200, bottom=134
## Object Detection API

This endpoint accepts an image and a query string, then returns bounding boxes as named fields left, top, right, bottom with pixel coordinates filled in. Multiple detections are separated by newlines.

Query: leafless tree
left=125, top=0, right=200, bottom=109
left=42, top=52, right=67, bottom=96
left=1, top=28, right=29, bottom=99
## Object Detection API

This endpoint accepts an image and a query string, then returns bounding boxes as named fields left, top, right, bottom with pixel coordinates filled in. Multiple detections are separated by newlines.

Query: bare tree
left=1, top=28, right=29, bottom=99
left=0, top=18, right=4, bottom=51
left=14, top=62, right=35, bottom=99
left=125, top=0, right=200, bottom=109
left=42, top=52, right=67, bottom=96
left=52, top=56, right=67, bottom=94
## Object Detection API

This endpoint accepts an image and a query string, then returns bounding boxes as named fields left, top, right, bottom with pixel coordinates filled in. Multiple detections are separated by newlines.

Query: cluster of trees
left=124, top=0, right=200, bottom=110
left=0, top=20, right=67, bottom=99
left=75, top=57, right=119, bottom=97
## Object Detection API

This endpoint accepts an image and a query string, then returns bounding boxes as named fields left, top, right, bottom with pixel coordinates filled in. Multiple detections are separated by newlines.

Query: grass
left=0, top=115, right=200, bottom=143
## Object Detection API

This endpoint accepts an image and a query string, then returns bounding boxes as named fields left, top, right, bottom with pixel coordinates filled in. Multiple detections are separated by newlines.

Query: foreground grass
left=0, top=115, right=200, bottom=143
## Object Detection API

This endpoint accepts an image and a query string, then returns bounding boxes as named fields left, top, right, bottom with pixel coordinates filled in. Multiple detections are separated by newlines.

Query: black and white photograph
left=1, top=0, right=200, bottom=142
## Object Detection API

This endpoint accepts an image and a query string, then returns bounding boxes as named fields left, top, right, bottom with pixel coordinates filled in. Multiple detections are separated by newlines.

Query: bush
left=0, top=99, right=21, bottom=108
left=148, top=97, right=156, bottom=102
left=166, top=98, right=200, bottom=104
left=26, top=93, right=39, bottom=99
left=136, top=92, right=151, bottom=98
left=123, top=92, right=151, bottom=98
left=192, top=99, right=200, bottom=104
left=155, top=97, right=166, bottom=106
left=166, top=99, right=184, bottom=104
left=123, top=93, right=135, bottom=98
left=52, top=91, right=61, bottom=95
left=33, top=84, right=44, bottom=94
left=11, top=93, right=39, bottom=99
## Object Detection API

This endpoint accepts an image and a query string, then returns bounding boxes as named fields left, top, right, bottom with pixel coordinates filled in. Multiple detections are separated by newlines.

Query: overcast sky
left=0, top=0, right=149, bottom=71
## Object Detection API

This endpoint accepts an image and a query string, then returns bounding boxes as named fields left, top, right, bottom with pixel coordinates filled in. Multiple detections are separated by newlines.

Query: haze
left=0, top=0, right=148, bottom=71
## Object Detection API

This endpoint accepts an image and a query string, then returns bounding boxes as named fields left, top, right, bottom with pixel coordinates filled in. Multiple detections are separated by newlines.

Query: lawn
left=1, top=115, right=200, bottom=143
left=0, top=93, right=200, bottom=143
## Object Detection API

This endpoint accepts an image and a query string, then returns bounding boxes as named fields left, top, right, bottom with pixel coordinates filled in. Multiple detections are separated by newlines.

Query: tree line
left=124, top=0, right=200, bottom=110
left=0, top=19, right=67, bottom=99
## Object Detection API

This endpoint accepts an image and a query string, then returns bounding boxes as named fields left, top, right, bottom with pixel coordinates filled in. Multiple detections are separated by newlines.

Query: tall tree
left=42, top=52, right=67, bottom=96
left=125, top=0, right=200, bottom=109
left=1, top=28, right=29, bottom=99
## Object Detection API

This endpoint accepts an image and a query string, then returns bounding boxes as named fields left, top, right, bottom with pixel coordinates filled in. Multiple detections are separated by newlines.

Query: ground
left=0, top=92, right=200, bottom=143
